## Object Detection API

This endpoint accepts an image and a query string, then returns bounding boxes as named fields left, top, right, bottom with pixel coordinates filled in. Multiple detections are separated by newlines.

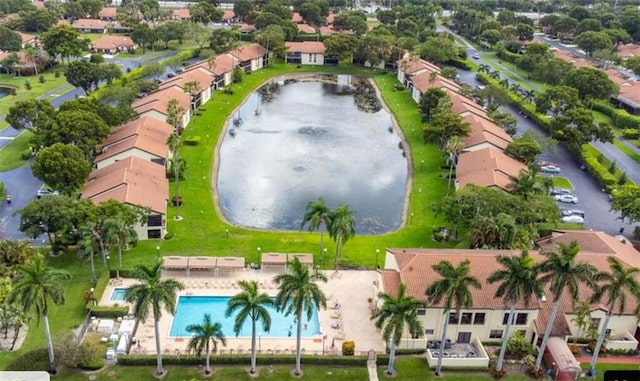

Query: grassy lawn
left=580, top=363, right=639, bottom=381
left=0, top=68, right=71, bottom=118
left=0, top=130, right=33, bottom=171
left=550, top=177, right=573, bottom=189
left=612, top=139, right=640, bottom=165
left=481, top=53, right=550, bottom=93
left=80, top=33, right=106, bottom=43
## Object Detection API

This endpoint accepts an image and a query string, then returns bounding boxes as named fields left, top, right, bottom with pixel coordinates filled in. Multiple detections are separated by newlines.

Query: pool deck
left=98, top=269, right=386, bottom=356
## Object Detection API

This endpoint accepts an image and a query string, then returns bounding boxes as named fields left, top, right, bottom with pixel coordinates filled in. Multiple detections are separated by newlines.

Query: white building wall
left=95, top=148, right=162, bottom=169
left=301, top=53, right=324, bottom=65
left=250, top=57, right=264, bottom=72
left=565, top=310, right=639, bottom=340
left=201, top=87, right=211, bottom=104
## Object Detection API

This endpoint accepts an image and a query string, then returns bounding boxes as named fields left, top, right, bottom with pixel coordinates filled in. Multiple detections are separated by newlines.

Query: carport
left=261, top=253, right=287, bottom=273
left=216, top=256, right=245, bottom=277
left=162, top=256, right=190, bottom=276
left=188, top=256, right=216, bottom=277
left=288, top=253, right=314, bottom=269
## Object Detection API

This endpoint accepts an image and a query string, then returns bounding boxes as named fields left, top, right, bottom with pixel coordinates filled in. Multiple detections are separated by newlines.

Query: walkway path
left=367, top=351, right=379, bottom=381
left=575, top=356, right=640, bottom=365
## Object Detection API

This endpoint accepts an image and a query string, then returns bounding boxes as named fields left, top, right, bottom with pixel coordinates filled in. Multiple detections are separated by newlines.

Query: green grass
left=612, top=139, right=640, bottom=165
left=0, top=68, right=72, bottom=117
left=80, top=33, right=107, bottom=43
left=480, top=53, right=550, bottom=93
left=0, top=130, right=33, bottom=171
left=550, top=177, right=573, bottom=189
left=581, top=363, right=638, bottom=381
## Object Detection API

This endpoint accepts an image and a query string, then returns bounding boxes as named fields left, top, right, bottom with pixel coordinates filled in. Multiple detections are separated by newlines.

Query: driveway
left=455, top=69, right=637, bottom=237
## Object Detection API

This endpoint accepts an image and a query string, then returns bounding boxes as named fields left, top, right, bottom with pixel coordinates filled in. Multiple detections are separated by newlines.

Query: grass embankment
left=0, top=130, right=33, bottom=171
left=0, top=69, right=71, bottom=118
left=550, top=177, right=573, bottom=189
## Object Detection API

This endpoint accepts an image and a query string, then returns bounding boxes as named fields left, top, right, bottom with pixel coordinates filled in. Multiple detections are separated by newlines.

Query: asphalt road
left=456, top=66, right=637, bottom=237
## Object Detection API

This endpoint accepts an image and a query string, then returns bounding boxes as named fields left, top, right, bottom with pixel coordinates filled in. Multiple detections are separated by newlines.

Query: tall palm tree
left=488, top=71, right=501, bottom=80
left=506, top=170, right=542, bottom=200
left=327, top=205, right=356, bottom=270
left=124, top=261, right=184, bottom=376
left=167, top=131, right=183, bottom=221
left=103, top=216, right=138, bottom=278
left=371, top=283, right=424, bottom=375
left=587, top=257, right=640, bottom=375
left=24, top=47, right=41, bottom=76
left=478, top=63, right=490, bottom=74
left=8, top=254, right=71, bottom=373
left=445, top=136, right=465, bottom=196
left=534, top=242, right=596, bottom=372
left=300, top=198, right=331, bottom=263
left=487, top=251, right=543, bottom=372
left=80, top=221, right=107, bottom=267
left=522, top=89, right=536, bottom=103
left=77, top=234, right=98, bottom=283
left=225, top=280, right=274, bottom=374
left=274, top=257, right=327, bottom=375
left=426, top=259, right=481, bottom=376
left=571, top=300, right=592, bottom=344
left=186, top=313, right=226, bottom=375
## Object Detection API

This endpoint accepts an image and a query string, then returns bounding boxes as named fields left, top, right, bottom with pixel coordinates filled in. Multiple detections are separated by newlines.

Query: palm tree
left=186, top=313, right=227, bottom=374
left=124, top=261, right=184, bottom=376
left=426, top=259, right=481, bottom=376
left=587, top=257, right=640, bottom=375
left=445, top=136, right=465, bottom=196
left=77, top=234, right=98, bottom=283
left=327, top=205, right=356, bottom=270
left=522, top=89, right=536, bottom=103
left=478, top=64, right=490, bottom=74
left=371, top=283, right=423, bottom=375
left=167, top=131, right=183, bottom=221
left=488, top=71, right=501, bottom=80
left=274, top=257, right=327, bottom=375
left=225, top=280, right=274, bottom=374
left=300, top=198, right=331, bottom=264
left=534, top=242, right=597, bottom=372
left=8, top=254, right=71, bottom=373
left=24, top=47, right=41, bottom=76
left=487, top=251, right=543, bottom=372
left=571, top=300, right=592, bottom=344
left=499, top=78, right=510, bottom=88
left=506, top=170, right=543, bottom=200
left=510, top=83, right=522, bottom=95
left=80, top=221, right=107, bottom=267
left=103, top=216, right=138, bottom=278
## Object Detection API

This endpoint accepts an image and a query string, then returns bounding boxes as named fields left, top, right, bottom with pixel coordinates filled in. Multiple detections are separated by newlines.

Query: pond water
left=216, top=75, right=408, bottom=234
left=0, top=85, right=13, bottom=99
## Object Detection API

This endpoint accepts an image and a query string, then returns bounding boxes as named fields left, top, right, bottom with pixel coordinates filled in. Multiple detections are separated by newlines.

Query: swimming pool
left=169, top=296, right=321, bottom=338
left=110, top=288, right=128, bottom=301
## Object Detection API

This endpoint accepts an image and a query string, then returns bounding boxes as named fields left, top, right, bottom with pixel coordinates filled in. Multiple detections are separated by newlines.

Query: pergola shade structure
left=162, top=256, right=190, bottom=276
left=189, top=256, right=216, bottom=277
left=215, top=256, right=245, bottom=277
left=288, top=253, right=313, bottom=268
left=261, top=253, right=288, bottom=273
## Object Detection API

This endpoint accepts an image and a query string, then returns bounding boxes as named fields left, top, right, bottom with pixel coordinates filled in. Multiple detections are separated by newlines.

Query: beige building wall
left=250, top=57, right=264, bottom=72
left=565, top=310, right=639, bottom=340
left=95, top=148, right=162, bottom=169
left=302, top=53, right=324, bottom=65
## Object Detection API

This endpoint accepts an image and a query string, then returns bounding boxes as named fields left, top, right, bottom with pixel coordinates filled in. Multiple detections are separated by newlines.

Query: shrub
left=608, top=160, right=617, bottom=174
left=590, top=100, right=640, bottom=129
left=506, top=331, right=534, bottom=358
left=54, top=70, right=61, bottom=78
left=342, top=340, right=355, bottom=356
left=21, top=148, right=32, bottom=160
left=79, top=357, right=104, bottom=370
left=24, top=80, right=31, bottom=90
left=7, top=348, right=54, bottom=371
left=38, top=75, right=45, bottom=83
left=223, top=87, right=234, bottom=95
left=164, top=231, right=174, bottom=240
left=582, top=147, right=618, bottom=191
left=87, top=305, right=129, bottom=318
left=489, top=362, right=507, bottom=379
left=184, top=136, right=200, bottom=146
left=618, top=173, right=627, bottom=185
left=445, top=58, right=472, bottom=70
left=622, top=129, right=639, bottom=139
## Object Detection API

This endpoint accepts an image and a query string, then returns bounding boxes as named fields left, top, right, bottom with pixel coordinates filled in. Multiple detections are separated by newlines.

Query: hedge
left=184, top=136, right=201, bottom=146
left=496, top=48, right=521, bottom=65
left=623, top=129, right=639, bottom=139
left=590, top=100, right=640, bottom=130
left=7, top=348, right=54, bottom=371
left=581, top=145, right=618, bottom=191
left=445, top=58, right=472, bottom=70
left=118, top=354, right=375, bottom=366
left=87, top=305, right=130, bottom=318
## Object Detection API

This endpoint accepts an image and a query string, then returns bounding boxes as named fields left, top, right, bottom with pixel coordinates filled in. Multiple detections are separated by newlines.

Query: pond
left=0, top=85, right=15, bottom=99
left=216, top=75, right=409, bottom=235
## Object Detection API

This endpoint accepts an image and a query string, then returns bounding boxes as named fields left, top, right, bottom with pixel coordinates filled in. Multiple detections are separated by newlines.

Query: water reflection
left=217, top=75, right=408, bottom=234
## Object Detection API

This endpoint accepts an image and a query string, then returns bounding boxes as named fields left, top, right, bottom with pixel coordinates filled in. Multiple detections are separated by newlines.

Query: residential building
left=222, top=10, right=235, bottom=23
left=285, top=41, right=325, bottom=65
left=396, top=56, right=442, bottom=90
left=187, top=53, right=238, bottom=89
left=94, top=116, right=172, bottom=169
left=90, top=35, right=136, bottom=54
left=615, top=43, right=640, bottom=60
left=133, top=86, right=192, bottom=129
left=72, top=19, right=108, bottom=33
left=173, top=8, right=190, bottom=21
left=456, top=147, right=527, bottom=192
left=408, top=69, right=460, bottom=104
left=82, top=156, right=169, bottom=239
left=18, top=32, right=36, bottom=48
left=229, top=43, right=268, bottom=73
left=296, top=23, right=317, bottom=34
left=462, top=114, right=513, bottom=152
left=158, top=67, right=215, bottom=109
left=98, top=7, right=118, bottom=21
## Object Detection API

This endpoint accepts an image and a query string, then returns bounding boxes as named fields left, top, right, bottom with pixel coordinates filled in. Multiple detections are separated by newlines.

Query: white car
left=472, top=53, right=480, bottom=59
left=561, top=215, right=585, bottom=224
left=540, top=165, right=561, bottom=173
left=555, top=194, right=579, bottom=204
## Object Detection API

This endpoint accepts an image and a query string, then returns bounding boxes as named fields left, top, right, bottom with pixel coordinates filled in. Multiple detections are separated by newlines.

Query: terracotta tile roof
left=18, top=32, right=35, bottom=43
left=189, top=53, right=238, bottom=76
left=229, top=43, right=267, bottom=61
left=410, top=70, right=461, bottom=94
left=326, top=13, right=336, bottom=25
left=83, top=156, right=168, bottom=214
left=285, top=41, right=326, bottom=54
left=456, top=148, right=528, bottom=191
left=100, top=116, right=173, bottom=150
left=397, top=56, right=441, bottom=76
left=173, top=8, right=190, bottom=19
left=616, top=43, right=640, bottom=59
left=33, top=1, right=45, bottom=9
left=158, top=67, right=215, bottom=92
left=72, top=18, right=108, bottom=29
left=462, top=113, right=513, bottom=151
left=379, top=270, right=401, bottom=298
left=554, top=50, right=591, bottom=68
left=319, top=26, right=353, bottom=35
left=222, top=10, right=235, bottom=21
left=297, top=23, right=317, bottom=34
left=240, top=23, right=256, bottom=33
left=292, top=12, right=303, bottom=23
left=445, top=88, right=490, bottom=119
left=91, top=35, right=135, bottom=50
left=99, top=7, right=118, bottom=18
left=95, top=129, right=169, bottom=164
left=133, top=86, right=191, bottom=117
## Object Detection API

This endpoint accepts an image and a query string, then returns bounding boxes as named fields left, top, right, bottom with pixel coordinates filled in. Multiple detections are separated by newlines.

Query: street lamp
left=257, top=246, right=261, bottom=259
left=323, top=248, right=327, bottom=268
left=225, top=229, right=229, bottom=240
left=156, top=246, right=160, bottom=260
left=106, top=255, right=111, bottom=278
left=375, top=249, right=380, bottom=269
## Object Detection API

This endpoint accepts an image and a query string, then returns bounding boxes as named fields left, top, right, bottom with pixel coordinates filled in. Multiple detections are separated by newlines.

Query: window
left=449, top=313, right=459, bottom=325
left=148, top=214, right=162, bottom=227
left=518, top=330, right=527, bottom=337
left=461, top=313, right=473, bottom=325
left=590, top=318, right=601, bottom=330
left=147, top=229, right=162, bottom=239
left=417, top=309, right=426, bottom=316
left=473, top=313, right=486, bottom=325
left=516, top=313, right=528, bottom=325
left=490, top=330, right=503, bottom=339
left=425, top=329, right=434, bottom=335
left=503, top=313, right=510, bottom=325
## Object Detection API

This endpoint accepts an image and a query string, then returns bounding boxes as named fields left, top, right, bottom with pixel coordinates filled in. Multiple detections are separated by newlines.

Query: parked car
left=167, top=72, right=176, bottom=78
left=36, top=186, right=59, bottom=198
left=554, top=194, right=579, bottom=203
left=537, top=160, right=558, bottom=168
left=550, top=188, right=573, bottom=196
left=472, top=53, right=480, bottom=59
left=561, top=209, right=585, bottom=218
left=540, top=165, right=561, bottom=173
left=561, top=215, right=585, bottom=224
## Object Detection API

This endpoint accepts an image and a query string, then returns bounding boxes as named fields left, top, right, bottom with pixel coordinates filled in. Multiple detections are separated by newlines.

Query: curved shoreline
left=210, top=72, right=414, bottom=235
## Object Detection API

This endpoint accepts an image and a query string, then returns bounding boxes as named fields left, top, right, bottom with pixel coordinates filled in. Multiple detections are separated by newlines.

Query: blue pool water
left=169, top=296, right=321, bottom=338
left=110, top=288, right=127, bottom=301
